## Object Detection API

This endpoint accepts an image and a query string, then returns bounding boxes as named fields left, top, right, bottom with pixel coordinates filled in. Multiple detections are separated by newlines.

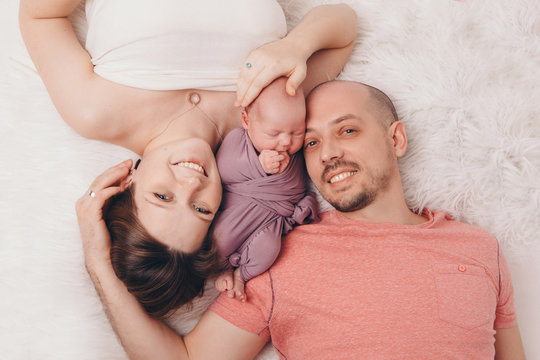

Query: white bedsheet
left=1, top=1, right=539, bottom=359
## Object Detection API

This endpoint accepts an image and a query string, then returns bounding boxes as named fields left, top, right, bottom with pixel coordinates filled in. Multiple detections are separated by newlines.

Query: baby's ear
left=241, top=110, right=249, bottom=129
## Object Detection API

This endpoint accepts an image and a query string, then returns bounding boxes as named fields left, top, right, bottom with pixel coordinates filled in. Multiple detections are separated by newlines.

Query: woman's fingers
left=236, top=62, right=266, bottom=107
left=90, top=186, right=125, bottom=206
left=76, top=159, right=133, bottom=216
left=89, top=159, right=132, bottom=192
left=237, top=60, right=306, bottom=107
left=239, top=63, right=291, bottom=107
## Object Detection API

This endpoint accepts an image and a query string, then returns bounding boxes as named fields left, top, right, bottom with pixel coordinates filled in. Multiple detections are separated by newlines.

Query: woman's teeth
left=329, top=171, right=357, bottom=184
left=175, top=161, right=205, bottom=175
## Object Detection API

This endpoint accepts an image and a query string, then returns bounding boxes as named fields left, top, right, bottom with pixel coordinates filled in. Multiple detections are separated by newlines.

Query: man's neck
left=338, top=188, right=426, bottom=225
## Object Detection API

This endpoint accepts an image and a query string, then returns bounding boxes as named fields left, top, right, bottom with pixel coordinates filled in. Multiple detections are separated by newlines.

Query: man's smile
left=328, top=170, right=358, bottom=184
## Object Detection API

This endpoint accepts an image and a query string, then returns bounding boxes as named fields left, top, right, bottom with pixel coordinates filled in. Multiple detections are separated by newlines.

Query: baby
left=213, top=77, right=319, bottom=301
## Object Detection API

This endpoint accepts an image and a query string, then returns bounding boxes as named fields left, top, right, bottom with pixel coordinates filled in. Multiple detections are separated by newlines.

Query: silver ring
left=89, top=190, right=96, bottom=198
left=245, top=62, right=252, bottom=68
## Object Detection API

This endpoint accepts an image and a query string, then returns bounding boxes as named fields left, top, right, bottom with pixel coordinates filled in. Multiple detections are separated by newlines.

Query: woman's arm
left=77, top=161, right=267, bottom=360
left=236, top=3, right=357, bottom=107
left=19, top=0, right=164, bottom=145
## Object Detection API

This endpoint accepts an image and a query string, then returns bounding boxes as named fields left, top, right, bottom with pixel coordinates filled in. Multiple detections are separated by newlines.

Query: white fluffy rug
left=1, top=0, right=539, bottom=359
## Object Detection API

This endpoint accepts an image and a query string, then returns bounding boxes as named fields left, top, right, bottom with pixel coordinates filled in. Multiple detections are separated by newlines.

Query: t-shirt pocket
left=434, top=263, right=494, bottom=329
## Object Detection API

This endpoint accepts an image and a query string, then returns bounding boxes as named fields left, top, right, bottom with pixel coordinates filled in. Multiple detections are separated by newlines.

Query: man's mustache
left=321, top=160, right=361, bottom=183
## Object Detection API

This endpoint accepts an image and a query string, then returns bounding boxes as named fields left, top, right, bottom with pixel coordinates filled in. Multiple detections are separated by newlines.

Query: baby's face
left=244, top=97, right=306, bottom=155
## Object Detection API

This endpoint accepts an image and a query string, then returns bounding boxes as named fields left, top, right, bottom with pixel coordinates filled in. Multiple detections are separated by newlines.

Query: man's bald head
left=307, top=80, right=398, bottom=129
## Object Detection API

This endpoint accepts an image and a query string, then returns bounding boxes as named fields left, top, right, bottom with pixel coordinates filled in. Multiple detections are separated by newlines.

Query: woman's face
left=131, top=138, right=222, bottom=253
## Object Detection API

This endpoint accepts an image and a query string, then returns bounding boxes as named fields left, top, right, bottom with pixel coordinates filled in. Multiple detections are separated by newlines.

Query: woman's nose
left=178, top=175, right=203, bottom=192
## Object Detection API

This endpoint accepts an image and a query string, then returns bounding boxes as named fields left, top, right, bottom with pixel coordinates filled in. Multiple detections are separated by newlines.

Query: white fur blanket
left=1, top=0, right=539, bottom=359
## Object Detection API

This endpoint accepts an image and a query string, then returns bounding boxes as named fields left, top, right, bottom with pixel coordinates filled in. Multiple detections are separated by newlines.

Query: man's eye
left=343, top=128, right=355, bottom=134
left=194, top=205, right=211, bottom=214
left=154, top=193, right=171, bottom=201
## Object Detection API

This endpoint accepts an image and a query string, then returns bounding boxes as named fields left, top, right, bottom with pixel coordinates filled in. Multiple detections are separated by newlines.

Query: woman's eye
left=305, top=140, right=318, bottom=148
left=194, top=205, right=211, bottom=215
left=154, top=193, right=171, bottom=201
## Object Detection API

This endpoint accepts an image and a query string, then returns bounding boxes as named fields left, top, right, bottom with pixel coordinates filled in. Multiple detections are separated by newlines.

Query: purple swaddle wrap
left=213, top=127, right=319, bottom=281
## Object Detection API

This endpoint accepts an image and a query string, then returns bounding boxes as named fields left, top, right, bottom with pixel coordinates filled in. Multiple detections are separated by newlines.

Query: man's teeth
left=329, top=171, right=357, bottom=184
left=176, top=162, right=204, bottom=174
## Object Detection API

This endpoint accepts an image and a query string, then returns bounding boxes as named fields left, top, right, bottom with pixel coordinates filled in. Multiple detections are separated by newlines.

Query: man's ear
left=388, top=121, right=407, bottom=158
left=241, top=110, right=249, bottom=130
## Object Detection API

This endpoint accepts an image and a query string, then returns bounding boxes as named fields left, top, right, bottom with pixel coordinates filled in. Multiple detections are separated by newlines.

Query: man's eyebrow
left=306, top=114, right=357, bottom=133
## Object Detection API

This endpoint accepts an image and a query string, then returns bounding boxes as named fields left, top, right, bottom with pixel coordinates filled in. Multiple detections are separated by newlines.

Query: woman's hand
left=236, top=37, right=308, bottom=108
left=236, top=4, right=357, bottom=108
left=76, top=159, right=133, bottom=268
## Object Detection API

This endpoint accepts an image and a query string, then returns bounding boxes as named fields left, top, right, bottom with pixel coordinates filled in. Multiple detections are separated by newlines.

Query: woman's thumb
left=286, top=67, right=306, bottom=96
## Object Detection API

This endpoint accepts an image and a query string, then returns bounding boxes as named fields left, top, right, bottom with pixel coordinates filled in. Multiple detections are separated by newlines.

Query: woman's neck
left=112, top=90, right=242, bottom=155
left=143, top=105, right=224, bottom=155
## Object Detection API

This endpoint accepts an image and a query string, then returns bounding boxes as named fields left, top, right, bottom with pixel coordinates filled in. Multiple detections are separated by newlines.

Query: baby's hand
left=259, top=150, right=290, bottom=174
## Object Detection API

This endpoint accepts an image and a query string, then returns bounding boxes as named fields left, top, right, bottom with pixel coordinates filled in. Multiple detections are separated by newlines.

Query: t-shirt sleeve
left=209, top=272, right=273, bottom=341
left=493, top=245, right=517, bottom=329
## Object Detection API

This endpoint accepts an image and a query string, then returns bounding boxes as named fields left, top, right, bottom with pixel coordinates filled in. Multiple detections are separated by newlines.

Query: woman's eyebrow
left=146, top=197, right=211, bottom=222
left=145, top=197, right=169, bottom=209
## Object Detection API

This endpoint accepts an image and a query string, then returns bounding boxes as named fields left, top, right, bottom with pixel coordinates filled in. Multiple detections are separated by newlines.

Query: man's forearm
left=87, top=260, right=189, bottom=360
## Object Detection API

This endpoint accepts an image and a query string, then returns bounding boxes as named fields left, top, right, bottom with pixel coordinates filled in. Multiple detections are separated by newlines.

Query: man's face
left=303, top=83, right=398, bottom=212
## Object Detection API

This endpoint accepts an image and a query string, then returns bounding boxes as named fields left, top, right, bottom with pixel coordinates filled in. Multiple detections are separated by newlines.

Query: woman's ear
left=241, top=110, right=250, bottom=130
left=123, top=158, right=140, bottom=189
left=388, top=121, right=407, bottom=158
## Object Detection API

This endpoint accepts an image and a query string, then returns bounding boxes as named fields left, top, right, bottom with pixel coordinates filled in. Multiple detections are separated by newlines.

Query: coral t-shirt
left=210, top=210, right=517, bottom=359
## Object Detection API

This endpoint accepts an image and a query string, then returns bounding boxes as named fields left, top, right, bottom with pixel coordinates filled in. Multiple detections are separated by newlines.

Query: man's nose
left=320, top=139, right=343, bottom=164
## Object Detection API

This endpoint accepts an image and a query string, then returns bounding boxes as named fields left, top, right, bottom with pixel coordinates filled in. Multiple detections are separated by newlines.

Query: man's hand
left=259, top=150, right=290, bottom=174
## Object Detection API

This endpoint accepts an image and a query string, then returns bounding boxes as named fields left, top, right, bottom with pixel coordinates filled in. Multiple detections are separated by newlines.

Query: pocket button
left=458, top=264, right=467, bottom=272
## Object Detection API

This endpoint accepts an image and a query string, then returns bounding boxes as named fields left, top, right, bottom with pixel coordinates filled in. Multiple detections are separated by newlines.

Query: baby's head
left=242, top=77, right=306, bottom=155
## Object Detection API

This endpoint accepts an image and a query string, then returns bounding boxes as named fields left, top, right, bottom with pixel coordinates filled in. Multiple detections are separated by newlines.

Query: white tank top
left=85, top=0, right=287, bottom=91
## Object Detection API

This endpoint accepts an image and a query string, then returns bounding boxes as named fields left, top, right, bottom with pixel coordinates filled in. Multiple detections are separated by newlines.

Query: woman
left=19, top=0, right=357, bottom=319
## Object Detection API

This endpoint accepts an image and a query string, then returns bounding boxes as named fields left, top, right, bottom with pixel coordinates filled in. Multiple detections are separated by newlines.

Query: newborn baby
left=213, top=77, right=318, bottom=301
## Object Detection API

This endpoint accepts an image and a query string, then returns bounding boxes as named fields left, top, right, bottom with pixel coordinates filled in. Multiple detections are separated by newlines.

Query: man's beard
left=319, top=160, right=391, bottom=212
left=331, top=187, right=377, bottom=212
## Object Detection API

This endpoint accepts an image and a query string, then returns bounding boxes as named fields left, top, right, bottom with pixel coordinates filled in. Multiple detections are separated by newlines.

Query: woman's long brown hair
left=104, top=186, right=222, bottom=319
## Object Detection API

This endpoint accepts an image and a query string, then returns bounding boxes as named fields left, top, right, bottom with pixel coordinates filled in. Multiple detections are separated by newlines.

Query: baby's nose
left=279, top=135, right=291, bottom=145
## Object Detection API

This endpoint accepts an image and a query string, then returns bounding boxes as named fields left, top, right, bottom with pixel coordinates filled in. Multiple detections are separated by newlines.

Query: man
left=79, top=80, right=525, bottom=359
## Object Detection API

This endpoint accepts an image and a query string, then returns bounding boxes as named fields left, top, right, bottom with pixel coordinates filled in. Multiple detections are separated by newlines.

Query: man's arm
left=494, top=325, right=526, bottom=360
left=77, top=161, right=267, bottom=360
